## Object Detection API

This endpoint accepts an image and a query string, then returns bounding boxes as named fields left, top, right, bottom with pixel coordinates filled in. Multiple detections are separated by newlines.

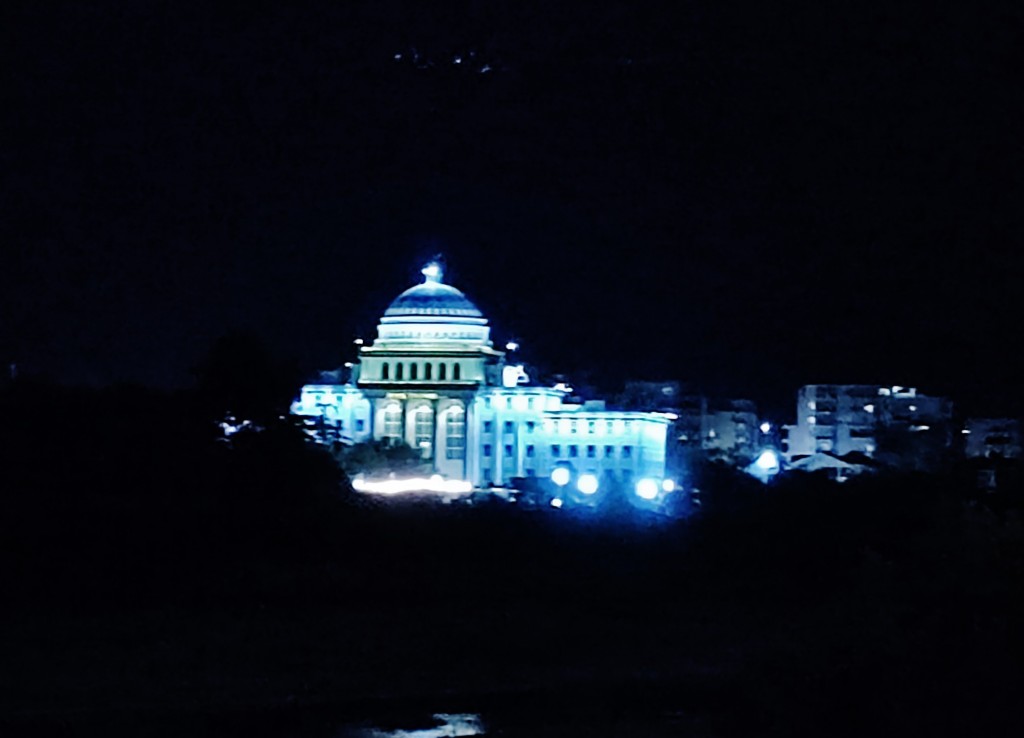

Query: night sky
left=3, top=1, right=1022, bottom=417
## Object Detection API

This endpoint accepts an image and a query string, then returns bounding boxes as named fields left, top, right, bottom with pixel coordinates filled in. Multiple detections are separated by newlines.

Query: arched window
left=410, top=363, right=418, bottom=380
left=414, top=406, right=433, bottom=456
left=383, top=404, right=402, bottom=444
left=445, top=408, right=466, bottom=460
left=424, top=363, right=432, bottom=381
left=453, top=363, right=461, bottom=380
left=395, top=363, right=404, bottom=380
left=438, top=363, right=447, bottom=381
left=381, top=362, right=389, bottom=380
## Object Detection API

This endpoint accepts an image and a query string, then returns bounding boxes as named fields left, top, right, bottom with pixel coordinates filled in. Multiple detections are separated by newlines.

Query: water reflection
left=340, top=713, right=485, bottom=738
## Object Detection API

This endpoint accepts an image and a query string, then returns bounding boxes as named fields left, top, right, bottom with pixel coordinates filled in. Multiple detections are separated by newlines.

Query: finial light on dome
left=421, top=261, right=443, bottom=283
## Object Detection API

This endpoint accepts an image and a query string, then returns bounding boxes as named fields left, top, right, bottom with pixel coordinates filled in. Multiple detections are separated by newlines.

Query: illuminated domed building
left=292, top=262, right=672, bottom=491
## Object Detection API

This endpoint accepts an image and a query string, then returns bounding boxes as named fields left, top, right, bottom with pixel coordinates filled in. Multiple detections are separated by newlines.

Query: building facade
left=783, top=384, right=953, bottom=464
left=292, top=263, right=672, bottom=489
left=963, top=418, right=1022, bottom=460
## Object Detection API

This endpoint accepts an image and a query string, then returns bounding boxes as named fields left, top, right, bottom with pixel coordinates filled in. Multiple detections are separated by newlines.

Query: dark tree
left=193, top=331, right=302, bottom=427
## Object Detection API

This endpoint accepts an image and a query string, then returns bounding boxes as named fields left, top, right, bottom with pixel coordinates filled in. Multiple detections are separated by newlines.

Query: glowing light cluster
left=755, top=449, right=780, bottom=471
left=577, top=473, right=599, bottom=495
left=551, top=467, right=571, bottom=486
left=351, top=475, right=473, bottom=495
left=635, top=478, right=659, bottom=500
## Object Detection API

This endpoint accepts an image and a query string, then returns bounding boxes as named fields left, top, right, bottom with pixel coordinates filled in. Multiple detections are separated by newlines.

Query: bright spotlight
left=577, top=473, right=599, bottom=495
left=760, top=422, right=771, bottom=434
left=635, top=478, right=659, bottom=500
left=421, top=262, right=442, bottom=281
left=661, top=479, right=675, bottom=493
left=505, top=341, right=519, bottom=351
left=551, top=467, right=571, bottom=487
left=755, top=449, right=779, bottom=471
left=550, top=497, right=563, bottom=509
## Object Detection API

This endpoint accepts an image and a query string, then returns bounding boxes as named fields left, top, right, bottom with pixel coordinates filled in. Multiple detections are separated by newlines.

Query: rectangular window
left=551, top=444, right=561, bottom=457
left=622, top=445, right=633, bottom=459
left=504, top=444, right=513, bottom=457
left=483, top=444, right=492, bottom=457
left=504, top=421, right=514, bottom=434
left=571, top=421, right=578, bottom=434
left=526, top=444, right=535, bottom=457
left=526, top=468, right=536, bottom=477
left=446, top=410, right=466, bottom=460
left=483, top=421, right=493, bottom=433
left=588, top=421, right=596, bottom=434
left=569, top=445, right=579, bottom=458
left=526, top=421, right=536, bottom=433
left=605, top=445, right=614, bottom=458
left=356, top=419, right=365, bottom=432
left=527, top=397, right=534, bottom=409
left=586, top=445, right=596, bottom=458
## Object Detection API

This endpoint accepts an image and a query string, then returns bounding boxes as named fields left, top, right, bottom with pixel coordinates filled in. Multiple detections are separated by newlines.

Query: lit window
left=586, top=445, right=596, bottom=458
left=526, top=444, right=535, bottom=457
left=414, top=407, right=433, bottom=454
left=445, top=408, right=465, bottom=459
left=383, top=405, right=402, bottom=443
left=622, top=445, right=633, bottom=459
left=551, top=444, right=561, bottom=457
left=569, top=445, right=579, bottom=458
left=483, top=444, right=492, bottom=457
left=604, top=445, right=614, bottom=458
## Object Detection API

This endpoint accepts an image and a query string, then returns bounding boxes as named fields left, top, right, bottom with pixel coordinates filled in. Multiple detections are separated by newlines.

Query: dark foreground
left=4, top=491, right=1023, bottom=737
left=2, top=385, right=1022, bottom=736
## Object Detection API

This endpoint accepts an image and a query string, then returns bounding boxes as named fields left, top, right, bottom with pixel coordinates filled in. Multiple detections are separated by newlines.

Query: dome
left=383, top=263, right=484, bottom=320
left=384, top=282, right=483, bottom=319
left=373, top=262, right=492, bottom=347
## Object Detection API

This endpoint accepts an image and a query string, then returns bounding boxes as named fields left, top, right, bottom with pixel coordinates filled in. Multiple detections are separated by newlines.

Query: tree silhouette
left=193, top=331, right=302, bottom=427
